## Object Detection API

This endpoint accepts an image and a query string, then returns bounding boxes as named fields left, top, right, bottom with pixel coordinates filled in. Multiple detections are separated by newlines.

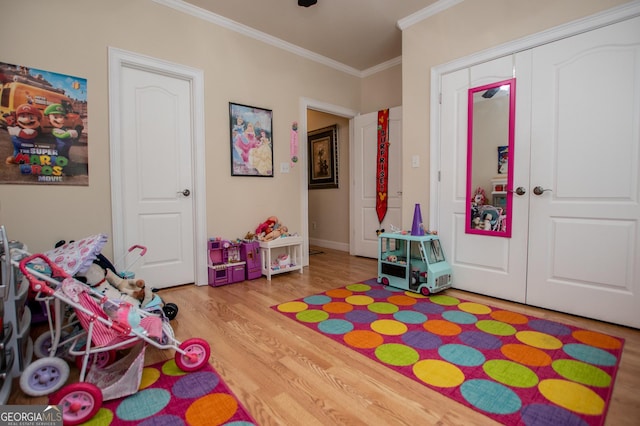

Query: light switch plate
left=280, top=162, right=290, bottom=173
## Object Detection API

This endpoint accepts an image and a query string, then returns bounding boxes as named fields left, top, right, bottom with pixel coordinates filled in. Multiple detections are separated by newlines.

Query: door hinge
left=438, top=171, right=441, bottom=182
left=439, top=93, right=442, bottom=104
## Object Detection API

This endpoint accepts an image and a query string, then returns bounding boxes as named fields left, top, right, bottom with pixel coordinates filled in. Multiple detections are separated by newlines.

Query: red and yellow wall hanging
left=376, top=108, right=389, bottom=223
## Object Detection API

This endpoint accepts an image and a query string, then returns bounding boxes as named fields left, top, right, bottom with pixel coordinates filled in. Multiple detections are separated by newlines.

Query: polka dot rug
left=84, top=359, right=256, bottom=426
left=272, top=278, right=624, bottom=426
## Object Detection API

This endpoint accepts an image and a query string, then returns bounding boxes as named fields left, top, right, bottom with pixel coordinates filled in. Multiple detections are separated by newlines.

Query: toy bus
left=377, top=232, right=453, bottom=296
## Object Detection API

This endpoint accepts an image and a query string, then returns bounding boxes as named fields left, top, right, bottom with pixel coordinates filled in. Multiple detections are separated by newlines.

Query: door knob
left=178, top=189, right=191, bottom=197
left=509, top=187, right=526, bottom=196
left=533, top=186, right=552, bottom=196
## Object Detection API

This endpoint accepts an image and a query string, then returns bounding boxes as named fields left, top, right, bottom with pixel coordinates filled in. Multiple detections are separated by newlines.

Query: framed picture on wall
left=229, top=102, right=273, bottom=177
left=498, top=145, right=508, bottom=174
left=308, top=124, right=338, bottom=189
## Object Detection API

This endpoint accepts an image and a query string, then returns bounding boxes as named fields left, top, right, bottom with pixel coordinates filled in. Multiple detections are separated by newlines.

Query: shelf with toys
left=251, top=215, right=303, bottom=280
left=259, top=235, right=303, bottom=280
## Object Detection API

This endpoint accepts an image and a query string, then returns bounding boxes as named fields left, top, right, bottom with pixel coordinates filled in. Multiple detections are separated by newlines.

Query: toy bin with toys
left=377, top=231, right=452, bottom=296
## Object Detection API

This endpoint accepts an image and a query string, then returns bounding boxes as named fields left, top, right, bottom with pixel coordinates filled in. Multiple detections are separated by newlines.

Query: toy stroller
left=18, top=253, right=210, bottom=426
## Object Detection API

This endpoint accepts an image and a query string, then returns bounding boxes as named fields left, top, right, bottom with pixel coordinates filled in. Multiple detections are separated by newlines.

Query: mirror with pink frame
left=466, top=78, right=516, bottom=237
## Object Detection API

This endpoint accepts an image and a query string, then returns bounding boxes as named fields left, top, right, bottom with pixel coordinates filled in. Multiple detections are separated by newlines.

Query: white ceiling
left=174, top=0, right=443, bottom=72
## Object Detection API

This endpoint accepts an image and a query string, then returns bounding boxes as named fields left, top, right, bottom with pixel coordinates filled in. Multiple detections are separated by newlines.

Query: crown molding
left=361, top=56, right=402, bottom=78
left=397, top=0, right=464, bottom=31
left=153, top=0, right=363, bottom=77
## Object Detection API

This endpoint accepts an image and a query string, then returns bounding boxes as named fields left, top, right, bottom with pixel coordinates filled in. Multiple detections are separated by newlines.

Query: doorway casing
left=299, top=98, right=358, bottom=265
left=108, top=47, right=208, bottom=286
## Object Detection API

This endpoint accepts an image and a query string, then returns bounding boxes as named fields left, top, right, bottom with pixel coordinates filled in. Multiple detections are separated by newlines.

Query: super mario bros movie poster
left=0, top=61, right=88, bottom=185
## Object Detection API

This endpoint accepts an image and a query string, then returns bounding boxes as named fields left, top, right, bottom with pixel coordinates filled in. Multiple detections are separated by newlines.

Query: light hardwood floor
left=9, top=247, right=640, bottom=425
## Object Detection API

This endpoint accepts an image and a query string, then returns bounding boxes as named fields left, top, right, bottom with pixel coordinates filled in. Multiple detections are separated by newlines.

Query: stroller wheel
left=175, top=338, right=210, bottom=372
left=34, top=331, right=70, bottom=359
left=34, top=331, right=55, bottom=358
left=50, top=382, right=103, bottom=426
left=20, top=357, right=70, bottom=397
left=163, top=303, right=179, bottom=320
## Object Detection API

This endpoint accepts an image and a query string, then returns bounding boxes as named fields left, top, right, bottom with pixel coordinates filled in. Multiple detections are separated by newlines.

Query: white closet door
left=439, top=56, right=528, bottom=303
left=526, top=16, right=640, bottom=328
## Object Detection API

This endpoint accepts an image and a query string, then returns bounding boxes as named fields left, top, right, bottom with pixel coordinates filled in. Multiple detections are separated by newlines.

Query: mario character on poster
left=0, top=61, right=88, bottom=185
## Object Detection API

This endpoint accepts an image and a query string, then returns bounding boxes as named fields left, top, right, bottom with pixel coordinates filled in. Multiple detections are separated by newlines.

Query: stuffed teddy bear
left=77, top=263, right=123, bottom=301
left=104, top=268, right=154, bottom=307
left=77, top=262, right=153, bottom=308
left=77, top=261, right=179, bottom=320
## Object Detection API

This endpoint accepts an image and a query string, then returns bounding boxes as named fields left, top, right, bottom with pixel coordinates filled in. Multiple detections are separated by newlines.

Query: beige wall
left=0, top=0, right=364, bottom=255
left=360, top=64, right=402, bottom=113
left=2, top=0, right=621, bottom=256
left=401, top=0, right=630, bottom=228
left=307, top=111, right=350, bottom=249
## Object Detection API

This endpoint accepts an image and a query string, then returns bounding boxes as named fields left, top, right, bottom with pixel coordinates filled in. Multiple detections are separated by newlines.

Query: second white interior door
left=352, top=107, right=402, bottom=258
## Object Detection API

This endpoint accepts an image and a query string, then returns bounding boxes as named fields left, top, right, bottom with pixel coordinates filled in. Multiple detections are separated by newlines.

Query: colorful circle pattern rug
left=85, top=359, right=256, bottom=426
left=273, top=279, right=624, bottom=426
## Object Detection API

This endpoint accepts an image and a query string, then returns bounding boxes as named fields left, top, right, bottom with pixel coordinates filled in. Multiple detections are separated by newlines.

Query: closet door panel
left=439, top=59, right=528, bottom=303
left=526, top=16, right=640, bottom=328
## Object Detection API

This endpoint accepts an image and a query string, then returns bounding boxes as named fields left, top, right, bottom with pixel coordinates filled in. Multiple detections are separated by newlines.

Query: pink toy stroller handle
left=19, top=253, right=70, bottom=296
left=128, top=245, right=147, bottom=256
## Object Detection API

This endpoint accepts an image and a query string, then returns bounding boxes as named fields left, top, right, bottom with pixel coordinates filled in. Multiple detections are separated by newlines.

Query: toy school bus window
left=380, top=237, right=397, bottom=253
left=427, top=239, right=445, bottom=263
left=379, top=237, right=406, bottom=279
left=380, top=237, right=402, bottom=261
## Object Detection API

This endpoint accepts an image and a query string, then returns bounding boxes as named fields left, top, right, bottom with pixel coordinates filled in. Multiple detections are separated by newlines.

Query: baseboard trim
left=308, top=238, right=349, bottom=252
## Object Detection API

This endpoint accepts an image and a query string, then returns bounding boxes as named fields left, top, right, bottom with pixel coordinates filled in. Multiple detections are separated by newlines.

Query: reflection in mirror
left=466, top=78, right=515, bottom=237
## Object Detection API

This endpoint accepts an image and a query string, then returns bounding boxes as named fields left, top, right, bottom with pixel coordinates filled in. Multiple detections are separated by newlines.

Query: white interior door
left=438, top=58, right=529, bottom=303
left=352, top=107, right=402, bottom=258
left=525, top=16, right=640, bottom=328
left=109, top=49, right=207, bottom=289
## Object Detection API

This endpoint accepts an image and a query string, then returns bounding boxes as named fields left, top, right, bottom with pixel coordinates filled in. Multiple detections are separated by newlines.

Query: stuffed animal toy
left=77, top=263, right=153, bottom=308
left=77, top=263, right=123, bottom=301
left=77, top=260, right=178, bottom=320
left=105, top=268, right=154, bottom=308
left=470, top=187, right=502, bottom=231
left=255, top=216, right=278, bottom=237
left=255, top=215, right=290, bottom=241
